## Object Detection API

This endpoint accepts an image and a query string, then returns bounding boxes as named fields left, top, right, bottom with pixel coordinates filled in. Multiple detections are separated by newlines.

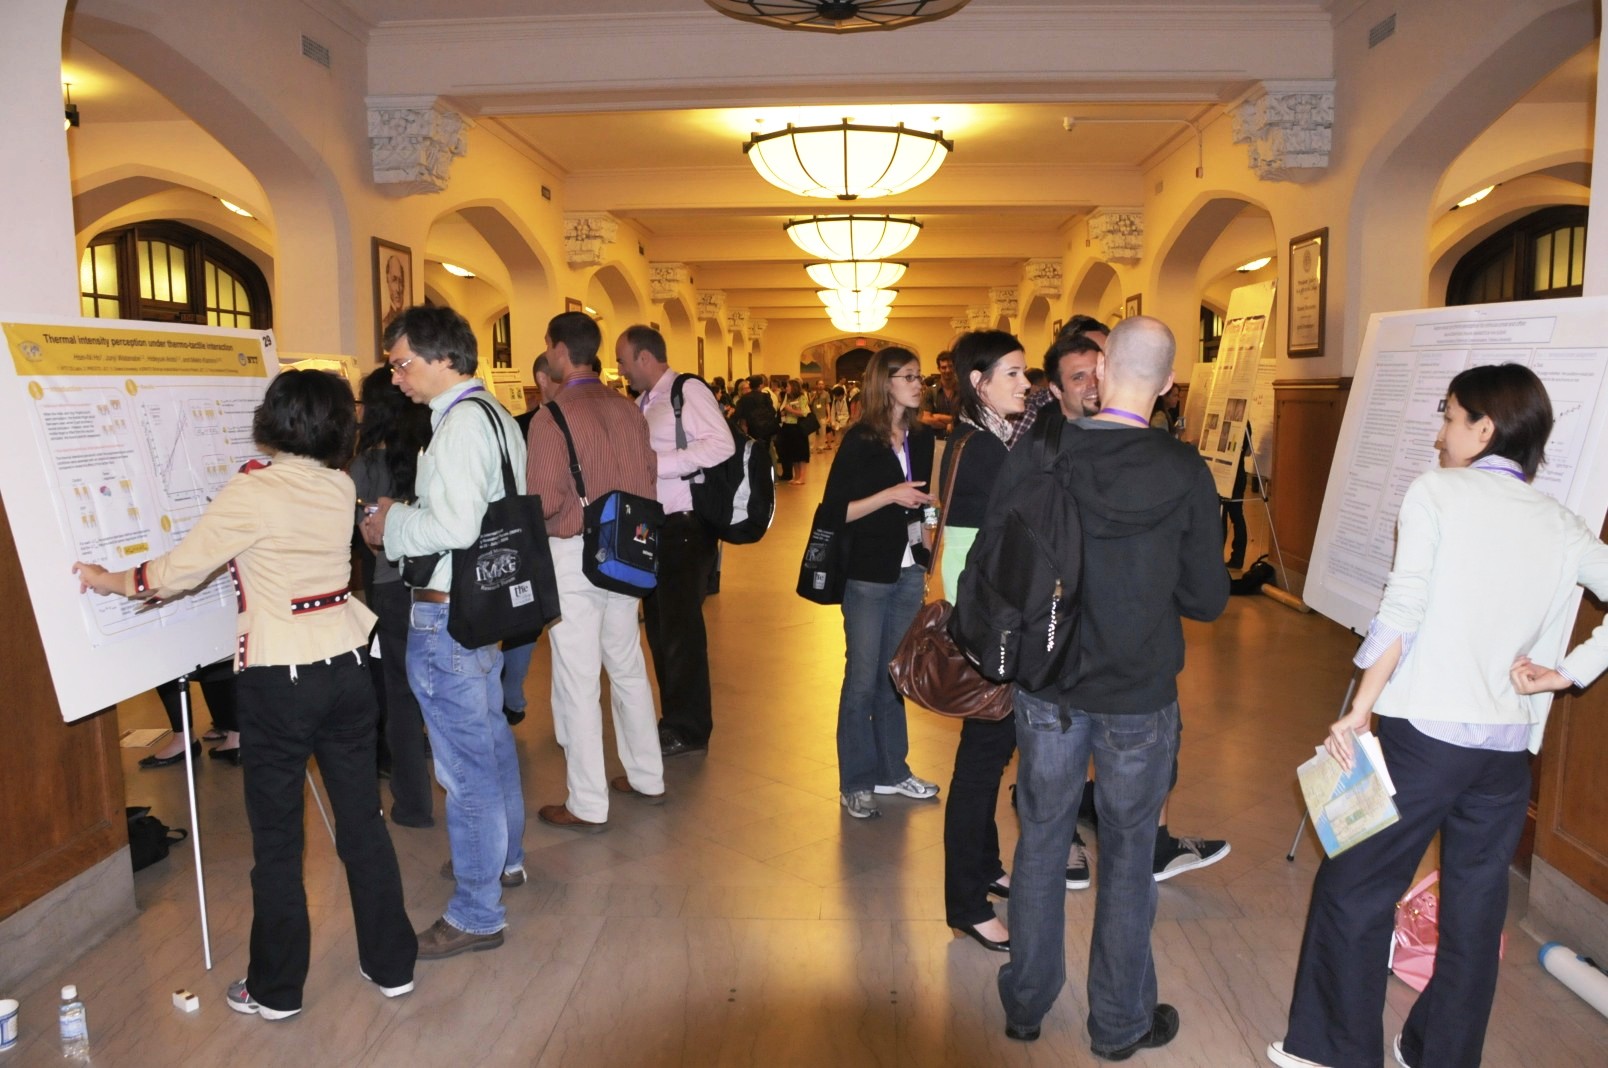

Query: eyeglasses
left=388, top=356, right=415, bottom=375
left=890, top=372, right=924, bottom=383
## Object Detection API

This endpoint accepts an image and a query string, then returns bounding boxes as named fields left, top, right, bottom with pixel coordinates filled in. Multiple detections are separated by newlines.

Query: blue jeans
left=999, top=691, right=1178, bottom=1051
left=406, top=601, right=526, bottom=934
left=836, top=566, right=924, bottom=793
left=501, top=640, right=535, bottom=714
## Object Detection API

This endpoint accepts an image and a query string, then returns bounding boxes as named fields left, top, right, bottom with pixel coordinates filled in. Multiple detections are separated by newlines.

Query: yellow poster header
left=4, top=323, right=271, bottom=378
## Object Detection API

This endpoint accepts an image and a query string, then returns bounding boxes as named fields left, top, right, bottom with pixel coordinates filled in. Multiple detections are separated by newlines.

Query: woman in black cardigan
left=820, top=347, right=939, bottom=820
left=936, top=330, right=1030, bottom=953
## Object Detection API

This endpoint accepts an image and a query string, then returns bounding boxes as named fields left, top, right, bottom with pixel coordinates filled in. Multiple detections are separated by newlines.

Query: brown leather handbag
left=887, top=432, right=1015, bottom=722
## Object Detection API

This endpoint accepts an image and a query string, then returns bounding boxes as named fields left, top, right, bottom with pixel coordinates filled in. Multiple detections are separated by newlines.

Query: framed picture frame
left=697, top=337, right=706, bottom=377
left=372, top=238, right=411, bottom=361
left=565, top=297, right=584, bottom=315
left=1287, top=227, right=1328, bottom=358
left=1051, top=318, right=1063, bottom=336
left=1123, top=293, right=1143, bottom=319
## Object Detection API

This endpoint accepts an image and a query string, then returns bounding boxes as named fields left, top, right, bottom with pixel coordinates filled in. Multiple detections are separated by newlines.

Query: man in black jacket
left=997, top=316, right=1229, bottom=1059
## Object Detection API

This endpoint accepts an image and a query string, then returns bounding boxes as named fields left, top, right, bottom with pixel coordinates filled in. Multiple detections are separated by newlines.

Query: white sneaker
left=1154, top=835, right=1231, bottom=882
left=874, top=774, right=940, bottom=800
left=226, top=979, right=300, bottom=1021
left=841, top=790, right=881, bottom=819
left=1266, top=1040, right=1332, bottom=1067
left=358, top=967, right=415, bottom=998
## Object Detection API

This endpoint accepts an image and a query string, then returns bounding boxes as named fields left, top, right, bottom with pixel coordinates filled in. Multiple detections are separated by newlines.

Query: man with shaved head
left=996, top=316, right=1229, bottom=1059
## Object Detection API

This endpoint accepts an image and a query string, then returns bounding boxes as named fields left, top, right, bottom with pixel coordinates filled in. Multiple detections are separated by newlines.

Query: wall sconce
left=64, top=83, right=79, bottom=130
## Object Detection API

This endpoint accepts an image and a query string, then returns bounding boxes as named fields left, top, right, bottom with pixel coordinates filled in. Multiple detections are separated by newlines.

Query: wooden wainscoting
left=1269, top=378, right=1351, bottom=576
left=1534, top=557, right=1608, bottom=902
left=0, top=495, right=126, bottom=922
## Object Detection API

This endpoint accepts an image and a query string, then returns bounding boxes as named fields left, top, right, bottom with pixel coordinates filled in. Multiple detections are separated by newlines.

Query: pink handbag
left=1388, top=870, right=1505, bottom=992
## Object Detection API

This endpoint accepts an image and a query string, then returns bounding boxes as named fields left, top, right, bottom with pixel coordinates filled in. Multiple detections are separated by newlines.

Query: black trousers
left=943, top=714, right=1017, bottom=928
left=371, top=580, right=434, bottom=825
left=645, top=513, right=720, bottom=744
left=1282, top=716, right=1530, bottom=1068
left=235, top=651, right=416, bottom=1012
left=1221, top=459, right=1249, bottom=567
left=156, top=658, right=238, bottom=734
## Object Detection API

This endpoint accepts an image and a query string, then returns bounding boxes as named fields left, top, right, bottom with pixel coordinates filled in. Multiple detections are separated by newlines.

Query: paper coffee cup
left=0, top=998, right=19, bottom=1051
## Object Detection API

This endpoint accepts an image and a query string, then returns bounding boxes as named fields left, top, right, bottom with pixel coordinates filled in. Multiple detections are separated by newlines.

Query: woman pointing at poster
left=72, top=369, right=416, bottom=1022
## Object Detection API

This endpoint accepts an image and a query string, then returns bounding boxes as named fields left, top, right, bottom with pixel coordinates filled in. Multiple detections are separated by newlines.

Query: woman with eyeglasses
left=1269, top=363, right=1608, bottom=1068
left=820, top=348, right=940, bottom=820
left=935, top=330, right=1030, bottom=953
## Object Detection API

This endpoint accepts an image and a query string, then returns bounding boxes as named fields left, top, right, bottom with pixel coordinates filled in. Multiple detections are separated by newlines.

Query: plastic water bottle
left=59, top=985, right=88, bottom=1060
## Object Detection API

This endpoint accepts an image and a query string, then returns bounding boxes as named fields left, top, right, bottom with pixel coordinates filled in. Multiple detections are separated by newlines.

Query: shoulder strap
left=670, top=372, right=701, bottom=451
left=460, top=395, right=518, bottom=501
left=929, top=432, right=969, bottom=575
left=1032, top=410, right=1065, bottom=471
left=545, top=401, right=588, bottom=504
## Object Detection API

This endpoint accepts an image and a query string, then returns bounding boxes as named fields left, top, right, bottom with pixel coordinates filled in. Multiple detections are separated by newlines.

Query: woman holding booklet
left=1269, top=364, right=1608, bottom=1068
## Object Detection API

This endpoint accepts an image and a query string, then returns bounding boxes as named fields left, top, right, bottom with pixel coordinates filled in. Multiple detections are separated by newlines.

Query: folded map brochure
left=1296, top=730, right=1399, bottom=857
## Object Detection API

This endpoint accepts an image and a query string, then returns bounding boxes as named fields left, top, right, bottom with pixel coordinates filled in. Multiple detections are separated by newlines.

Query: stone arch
left=428, top=198, right=554, bottom=364
left=586, top=261, right=646, bottom=329
left=1069, top=260, right=1121, bottom=320
left=1151, top=192, right=1271, bottom=356
left=72, top=11, right=356, bottom=353
left=1020, top=294, right=1052, bottom=347
left=1343, top=0, right=1595, bottom=363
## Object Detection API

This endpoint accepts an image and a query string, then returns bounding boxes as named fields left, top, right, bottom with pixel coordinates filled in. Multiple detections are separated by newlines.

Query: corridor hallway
left=16, top=478, right=1608, bottom=1066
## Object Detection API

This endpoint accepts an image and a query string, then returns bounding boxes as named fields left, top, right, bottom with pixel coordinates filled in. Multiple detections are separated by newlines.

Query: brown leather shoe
left=609, top=776, right=666, bottom=805
left=537, top=803, right=608, bottom=833
left=415, top=917, right=504, bottom=960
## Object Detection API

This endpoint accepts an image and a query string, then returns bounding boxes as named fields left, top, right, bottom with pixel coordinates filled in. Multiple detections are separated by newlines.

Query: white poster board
left=1197, top=281, right=1277, bottom=493
left=0, top=319, right=278, bottom=721
left=488, top=366, right=528, bottom=415
left=1305, top=296, right=1608, bottom=638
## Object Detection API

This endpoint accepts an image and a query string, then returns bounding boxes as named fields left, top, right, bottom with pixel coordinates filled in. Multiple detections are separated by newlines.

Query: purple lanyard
left=1101, top=406, right=1151, bottom=426
left=438, top=383, right=487, bottom=424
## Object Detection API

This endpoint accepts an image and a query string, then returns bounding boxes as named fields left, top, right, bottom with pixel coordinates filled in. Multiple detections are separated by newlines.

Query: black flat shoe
left=139, top=741, right=200, bottom=769
left=987, top=881, right=1010, bottom=899
left=952, top=924, right=1010, bottom=953
left=208, top=746, right=242, bottom=765
left=1005, top=1021, right=1041, bottom=1042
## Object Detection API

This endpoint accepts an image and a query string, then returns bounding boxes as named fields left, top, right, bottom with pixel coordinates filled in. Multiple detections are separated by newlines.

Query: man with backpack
left=993, top=317, right=1228, bottom=1058
left=615, top=325, right=736, bottom=758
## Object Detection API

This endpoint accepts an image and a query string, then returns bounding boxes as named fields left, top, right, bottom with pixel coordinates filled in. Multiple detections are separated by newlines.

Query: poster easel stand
left=1285, top=667, right=1361, bottom=860
left=175, top=674, right=338, bottom=972
left=1231, top=430, right=1309, bottom=613
left=175, top=675, right=214, bottom=971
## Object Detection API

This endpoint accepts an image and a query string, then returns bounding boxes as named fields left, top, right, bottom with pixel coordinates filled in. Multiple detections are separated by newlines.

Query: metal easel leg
left=1287, top=669, right=1361, bottom=861
left=176, top=674, right=215, bottom=970
left=307, top=768, right=337, bottom=847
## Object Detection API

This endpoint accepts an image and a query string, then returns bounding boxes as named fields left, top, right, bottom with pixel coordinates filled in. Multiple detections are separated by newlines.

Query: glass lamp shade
left=805, top=260, right=906, bottom=290
left=745, top=120, right=952, bottom=200
left=784, top=215, right=922, bottom=261
left=830, top=308, right=890, bottom=332
left=706, top=1, right=972, bottom=33
left=818, top=288, right=897, bottom=316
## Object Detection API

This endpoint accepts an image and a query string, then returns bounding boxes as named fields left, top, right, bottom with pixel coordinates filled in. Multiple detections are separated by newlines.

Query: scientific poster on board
left=1197, top=281, right=1277, bottom=494
left=0, top=320, right=278, bottom=721
left=1304, top=296, right=1608, bottom=636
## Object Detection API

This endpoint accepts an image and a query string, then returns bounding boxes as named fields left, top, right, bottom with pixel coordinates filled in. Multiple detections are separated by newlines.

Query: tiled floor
left=7, top=465, right=1607, bottom=1066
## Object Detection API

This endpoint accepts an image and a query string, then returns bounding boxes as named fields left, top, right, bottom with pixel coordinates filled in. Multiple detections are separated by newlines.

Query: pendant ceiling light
left=745, top=119, right=952, bottom=200
left=784, top=215, right=922, bottom=261
left=830, top=308, right=890, bottom=332
left=818, top=288, right=897, bottom=317
left=805, top=260, right=907, bottom=290
left=706, top=1, right=972, bottom=34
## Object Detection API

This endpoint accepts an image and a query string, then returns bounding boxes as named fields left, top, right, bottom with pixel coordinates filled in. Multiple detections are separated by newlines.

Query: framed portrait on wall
left=564, top=297, right=584, bottom=315
left=373, top=238, right=411, bottom=361
left=1052, top=318, right=1063, bottom=336
left=697, top=336, right=705, bottom=377
left=1288, top=228, right=1328, bottom=358
left=1123, top=293, right=1143, bottom=319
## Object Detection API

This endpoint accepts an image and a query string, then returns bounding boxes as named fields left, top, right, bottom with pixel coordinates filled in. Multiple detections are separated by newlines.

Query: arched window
left=79, top=221, right=272, bottom=329
left=1447, top=206, right=1587, bottom=306
left=491, top=311, right=512, bottom=368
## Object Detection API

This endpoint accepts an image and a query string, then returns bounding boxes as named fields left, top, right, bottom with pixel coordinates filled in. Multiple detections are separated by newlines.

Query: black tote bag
left=446, top=398, right=561, bottom=648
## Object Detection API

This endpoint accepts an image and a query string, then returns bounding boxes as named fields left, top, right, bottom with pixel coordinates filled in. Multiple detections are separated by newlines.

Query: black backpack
left=126, top=806, right=188, bottom=872
left=672, top=374, right=776, bottom=544
left=951, top=415, right=1082, bottom=691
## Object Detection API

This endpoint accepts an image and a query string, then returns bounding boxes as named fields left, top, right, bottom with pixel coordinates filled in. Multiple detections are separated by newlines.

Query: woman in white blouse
left=1269, top=363, right=1608, bottom=1068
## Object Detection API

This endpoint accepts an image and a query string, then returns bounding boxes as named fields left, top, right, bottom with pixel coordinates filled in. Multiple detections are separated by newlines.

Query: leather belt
left=411, top=588, right=450, bottom=603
